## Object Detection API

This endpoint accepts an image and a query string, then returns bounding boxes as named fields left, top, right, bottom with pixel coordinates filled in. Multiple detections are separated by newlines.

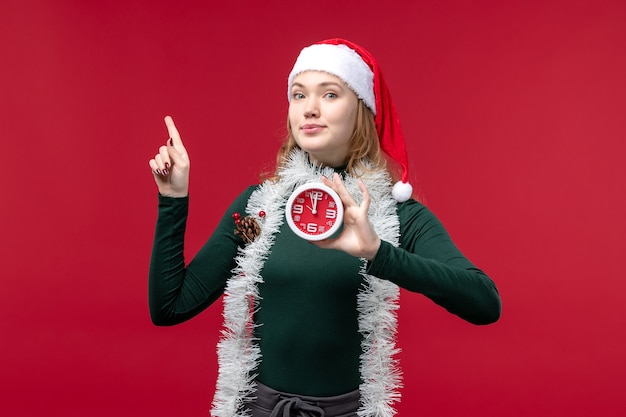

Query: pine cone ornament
left=233, top=213, right=262, bottom=244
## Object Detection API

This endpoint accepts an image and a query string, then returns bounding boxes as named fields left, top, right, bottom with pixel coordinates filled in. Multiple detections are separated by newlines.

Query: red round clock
left=285, top=182, right=344, bottom=241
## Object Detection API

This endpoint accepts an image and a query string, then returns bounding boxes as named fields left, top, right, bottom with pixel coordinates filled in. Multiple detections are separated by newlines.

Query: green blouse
left=149, top=186, right=501, bottom=396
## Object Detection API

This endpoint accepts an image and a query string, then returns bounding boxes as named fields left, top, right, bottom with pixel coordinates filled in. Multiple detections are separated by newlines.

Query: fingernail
left=156, top=169, right=162, bottom=175
left=168, top=138, right=173, bottom=146
left=165, top=162, right=170, bottom=169
left=163, top=169, right=169, bottom=175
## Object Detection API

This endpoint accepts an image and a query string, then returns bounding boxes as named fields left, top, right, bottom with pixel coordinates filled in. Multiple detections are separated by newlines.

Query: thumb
left=167, top=138, right=190, bottom=167
left=309, top=238, right=338, bottom=251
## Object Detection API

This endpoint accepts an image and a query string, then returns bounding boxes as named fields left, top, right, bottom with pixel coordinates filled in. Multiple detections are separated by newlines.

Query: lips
left=301, top=124, right=326, bottom=134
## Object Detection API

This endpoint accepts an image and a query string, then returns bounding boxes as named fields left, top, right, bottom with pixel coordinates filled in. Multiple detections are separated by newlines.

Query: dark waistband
left=252, top=381, right=360, bottom=416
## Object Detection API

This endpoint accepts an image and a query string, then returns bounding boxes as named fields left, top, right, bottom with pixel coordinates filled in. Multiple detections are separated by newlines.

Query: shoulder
left=236, top=185, right=260, bottom=200
left=226, top=184, right=261, bottom=212
left=396, top=198, right=435, bottom=222
left=395, top=198, right=449, bottom=238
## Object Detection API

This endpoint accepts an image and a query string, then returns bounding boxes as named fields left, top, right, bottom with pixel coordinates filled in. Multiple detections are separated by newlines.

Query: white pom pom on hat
left=288, top=38, right=413, bottom=202
left=392, top=180, right=414, bottom=202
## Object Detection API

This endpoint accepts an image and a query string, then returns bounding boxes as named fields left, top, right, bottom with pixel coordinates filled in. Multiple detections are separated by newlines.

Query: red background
left=1, top=0, right=625, bottom=416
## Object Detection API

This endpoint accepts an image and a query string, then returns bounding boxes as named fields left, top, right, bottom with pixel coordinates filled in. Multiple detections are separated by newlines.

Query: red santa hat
left=288, top=38, right=413, bottom=202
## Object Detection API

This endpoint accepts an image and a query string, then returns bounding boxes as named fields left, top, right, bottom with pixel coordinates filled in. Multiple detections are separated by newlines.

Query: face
left=288, top=71, right=359, bottom=167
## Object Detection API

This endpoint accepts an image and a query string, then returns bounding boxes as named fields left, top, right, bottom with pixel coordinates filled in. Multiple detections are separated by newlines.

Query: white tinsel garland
left=211, top=150, right=402, bottom=417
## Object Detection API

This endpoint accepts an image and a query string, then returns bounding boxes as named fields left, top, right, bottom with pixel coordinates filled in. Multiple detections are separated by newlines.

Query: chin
left=295, top=141, right=326, bottom=155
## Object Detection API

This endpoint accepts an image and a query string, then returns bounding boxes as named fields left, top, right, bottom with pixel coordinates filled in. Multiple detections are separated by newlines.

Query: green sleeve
left=148, top=187, right=255, bottom=325
left=367, top=200, right=501, bottom=325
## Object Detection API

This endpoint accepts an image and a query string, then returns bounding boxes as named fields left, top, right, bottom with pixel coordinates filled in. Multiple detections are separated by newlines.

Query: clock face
left=285, top=182, right=344, bottom=241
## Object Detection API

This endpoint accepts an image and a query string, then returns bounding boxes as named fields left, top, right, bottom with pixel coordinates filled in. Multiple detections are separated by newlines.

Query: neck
left=306, top=151, right=348, bottom=169
left=306, top=152, right=348, bottom=171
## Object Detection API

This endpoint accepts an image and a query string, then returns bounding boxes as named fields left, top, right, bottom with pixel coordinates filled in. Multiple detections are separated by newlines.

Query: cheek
left=288, top=105, right=299, bottom=127
left=288, top=107, right=302, bottom=142
left=338, top=107, right=358, bottom=136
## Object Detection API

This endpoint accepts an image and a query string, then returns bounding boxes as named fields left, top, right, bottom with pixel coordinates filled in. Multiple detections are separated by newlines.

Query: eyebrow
left=292, top=81, right=345, bottom=90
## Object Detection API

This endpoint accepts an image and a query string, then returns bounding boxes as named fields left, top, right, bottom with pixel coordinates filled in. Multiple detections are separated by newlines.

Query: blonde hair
left=265, top=100, right=399, bottom=182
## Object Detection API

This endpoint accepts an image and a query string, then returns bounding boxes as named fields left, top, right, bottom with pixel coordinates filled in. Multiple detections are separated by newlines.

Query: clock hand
left=311, top=193, right=318, bottom=214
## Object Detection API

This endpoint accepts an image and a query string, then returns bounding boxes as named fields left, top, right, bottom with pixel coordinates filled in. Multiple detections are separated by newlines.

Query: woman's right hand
left=148, top=116, right=190, bottom=197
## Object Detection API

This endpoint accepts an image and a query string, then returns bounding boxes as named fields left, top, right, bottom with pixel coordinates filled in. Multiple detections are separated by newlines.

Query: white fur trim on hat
left=288, top=43, right=376, bottom=115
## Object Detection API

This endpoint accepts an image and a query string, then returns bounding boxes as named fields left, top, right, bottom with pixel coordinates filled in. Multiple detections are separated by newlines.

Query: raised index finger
left=164, top=115, right=184, bottom=147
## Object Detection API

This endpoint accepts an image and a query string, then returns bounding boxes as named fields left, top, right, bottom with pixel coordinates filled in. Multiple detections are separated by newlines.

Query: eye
left=292, top=92, right=305, bottom=100
left=324, top=92, right=338, bottom=99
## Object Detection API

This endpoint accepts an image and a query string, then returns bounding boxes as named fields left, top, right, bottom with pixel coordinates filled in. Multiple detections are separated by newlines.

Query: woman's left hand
left=311, top=173, right=381, bottom=260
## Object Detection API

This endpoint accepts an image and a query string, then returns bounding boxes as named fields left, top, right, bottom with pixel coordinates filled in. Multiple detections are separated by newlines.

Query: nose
left=304, top=97, right=320, bottom=118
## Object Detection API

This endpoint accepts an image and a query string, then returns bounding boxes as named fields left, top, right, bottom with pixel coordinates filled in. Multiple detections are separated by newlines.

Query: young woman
left=148, top=38, right=501, bottom=417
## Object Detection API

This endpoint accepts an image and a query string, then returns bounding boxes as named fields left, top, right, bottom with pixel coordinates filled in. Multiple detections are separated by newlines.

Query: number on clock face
left=285, top=183, right=344, bottom=241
